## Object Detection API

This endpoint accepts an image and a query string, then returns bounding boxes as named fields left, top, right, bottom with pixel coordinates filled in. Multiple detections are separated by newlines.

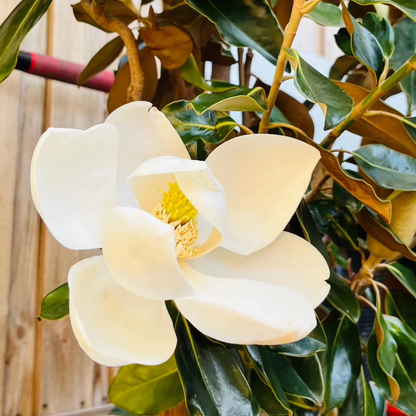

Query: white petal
left=105, top=102, right=189, bottom=207
left=128, top=156, right=227, bottom=255
left=206, top=134, right=320, bottom=255
left=187, top=232, right=330, bottom=308
left=31, top=125, right=118, bottom=250
left=101, top=207, right=193, bottom=300
left=176, top=262, right=318, bottom=345
left=69, top=256, right=177, bottom=366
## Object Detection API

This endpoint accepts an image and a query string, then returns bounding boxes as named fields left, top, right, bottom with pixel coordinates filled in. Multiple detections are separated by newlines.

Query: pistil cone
left=367, top=191, right=416, bottom=261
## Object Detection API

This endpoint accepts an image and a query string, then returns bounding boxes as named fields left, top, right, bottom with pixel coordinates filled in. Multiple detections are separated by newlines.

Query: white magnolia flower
left=31, top=101, right=329, bottom=366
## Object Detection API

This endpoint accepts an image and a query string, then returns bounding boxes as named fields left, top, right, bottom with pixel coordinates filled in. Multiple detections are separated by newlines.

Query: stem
left=244, top=49, right=254, bottom=87
left=83, top=0, right=143, bottom=101
left=301, top=0, right=323, bottom=15
left=320, top=54, right=416, bottom=149
left=268, top=122, right=307, bottom=137
left=238, top=124, right=254, bottom=134
left=351, top=253, right=382, bottom=293
left=357, top=295, right=377, bottom=312
left=238, top=48, right=245, bottom=86
left=305, top=172, right=331, bottom=204
left=258, top=0, right=305, bottom=133
left=364, top=110, right=404, bottom=121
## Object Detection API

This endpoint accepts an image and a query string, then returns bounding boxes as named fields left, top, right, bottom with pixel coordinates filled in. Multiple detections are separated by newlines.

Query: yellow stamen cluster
left=152, top=181, right=199, bottom=259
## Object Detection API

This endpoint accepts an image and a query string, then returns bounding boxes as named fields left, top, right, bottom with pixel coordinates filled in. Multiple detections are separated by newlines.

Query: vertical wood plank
left=3, top=14, right=47, bottom=415
left=36, top=1, right=112, bottom=414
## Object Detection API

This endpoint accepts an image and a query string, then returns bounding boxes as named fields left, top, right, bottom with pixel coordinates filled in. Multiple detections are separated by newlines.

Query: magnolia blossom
left=31, top=101, right=329, bottom=366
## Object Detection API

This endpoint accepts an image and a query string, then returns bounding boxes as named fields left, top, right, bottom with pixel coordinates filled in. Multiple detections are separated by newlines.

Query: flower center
left=152, top=181, right=199, bottom=259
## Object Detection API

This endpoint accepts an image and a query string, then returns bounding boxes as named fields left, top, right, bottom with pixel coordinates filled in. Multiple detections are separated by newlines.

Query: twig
left=363, top=110, right=404, bottom=121
left=244, top=48, right=254, bottom=88
left=238, top=124, right=254, bottom=135
left=238, top=48, right=245, bottom=87
left=268, top=122, right=307, bottom=137
left=82, top=0, right=144, bottom=101
left=305, top=172, right=331, bottom=204
left=301, top=0, right=323, bottom=15
left=357, top=295, right=378, bottom=312
left=258, top=0, right=305, bottom=133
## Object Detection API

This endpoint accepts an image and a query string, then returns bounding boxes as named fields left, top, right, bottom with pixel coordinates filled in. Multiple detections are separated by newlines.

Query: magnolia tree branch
left=320, top=54, right=416, bottom=149
left=82, top=0, right=144, bottom=101
left=258, top=0, right=305, bottom=133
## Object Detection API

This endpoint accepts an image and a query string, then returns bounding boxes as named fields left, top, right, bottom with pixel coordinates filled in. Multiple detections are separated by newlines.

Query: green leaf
left=186, top=138, right=209, bottom=161
left=269, top=316, right=327, bottom=357
left=330, top=55, right=359, bottom=80
left=390, top=17, right=416, bottom=113
left=305, top=3, right=344, bottom=27
left=175, top=316, right=260, bottom=416
left=108, top=408, right=136, bottom=416
left=189, top=87, right=268, bottom=115
left=369, top=382, right=387, bottom=416
left=38, top=283, right=69, bottom=321
left=339, top=367, right=379, bottom=416
left=246, top=346, right=292, bottom=415
left=382, top=262, right=416, bottom=298
left=109, top=356, right=184, bottom=415
left=342, top=6, right=385, bottom=81
left=0, top=0, right=53, bottom=83
left=362, top=13, right=394, bottom=58
left=385, top=289, right=416, bottom=332
left=335, top=28, right=354, bottom=56
left=328, top=243, right=350, bottom=269
left=78, top=36, right=124, bottom=86
left=320, top=310, right=361, bottom=411
left=309, top=198, right=359, bottom=250
left=179, top=54, right=237, bottom=92
left=333, top=170, right=364, bottom=212
left=352, top=144, right=416, bottom=191
left=162, top=100, right=237, bottom=145
left=327, top=270, right=361, bottom=323
left=350, top=0, right=416, bottom=23
left=284, top=48, right=354, bottom=130
left=185, top=0, right=283, bottom=64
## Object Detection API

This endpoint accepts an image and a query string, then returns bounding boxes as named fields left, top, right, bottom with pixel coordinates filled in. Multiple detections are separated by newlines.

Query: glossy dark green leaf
left=0, top=0, right=53, bottom=83
left=320, top=310, right=361, bottom=411
left=305, top=3, right=344, bottom=27
left=246, top=346, right=292, bottom=415
left=335, top=28, right=354, bottom=56
left=342, top=6, right=385, bottom=81
left=390, top=17, right=416, bottom=113
left=179, top=54, right=237, bottom=92
left=339, top=367, right=378, bottom=416
left=190, top=87, right=268, bottom=115
left=369, top=382, right=387, bottom=416
left=78, top=36, right=124, bottom=86
left=352, top=144, right=416, bottom=191
left=402, top=116, right=416, bottom=143
left=284, top=48, right=354, bottom=130
left=38, top=283, right=69, bottom=321
left=175, top=316, right=260, bottom=416
left=362, top=13, right=394, bottom=58
left=109, top=356, right=184, bottom=415
left=186, top=138, right=209, bottom=161
left=296, top=199, right=330, bottom=264
left=385, top=289, right=416, bottom=332
left=185, top=0, right=283, bottom=64
left=383, top=262, right=416, bottom=298
left=328, top=243, right=350, bottom=269
left=162, top=100, right=236, bottom=145
left=327, top=270, right=361, bottom=323
left=333, top=169, right=364, bottom=212
left=269, top=316, right=327, bottom=357
left=309, top=198, right=359, bottom=249
left=350, top=0, right=416, bottom=22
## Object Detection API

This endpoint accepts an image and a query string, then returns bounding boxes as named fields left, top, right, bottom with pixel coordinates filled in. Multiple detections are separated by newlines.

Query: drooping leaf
left=162, top=100, right=237, bottom=145
left=38, top=283, right=69, bottom=321
left=179, top=54, right=237, bottom=92
left=269, top=316, right=327, bottom=357
left=189, top=87, right=268, bottom=115
left=305, top=3, right=344, bottom=27
left=78, top=36, right=124, bottom=86
left=362, top=12, right=394, bottom=58
left=185, top=0, right=283, bottom=64
left=309, top=198, right=359, bottom=250
left=339, top=367, right=379, bottom=416
left=175, top=316, right=260, bottom=416
left=320, top=310, right=361, bottom=411
left=356, top=208, right=416, bottom=262
left=284, top=48, right=354, bottom=130
left=390, top=17, right=416, bottom=113
left=382, top=262, right=416, bottom=298
left=341, top=5, right=385, bottom=81
left=140, top=25, right=193, bottom=70
left=327, top=270, right=361, bottom=323
left=350, top=0, right=416, bottom=24
left=246, top=346, right=292, bottom=415
left=0, top=0, right=53, bottom=83
left=352, top=144, right=416, bottom=191
left=385, top=289, right=416, bottom=332
left=108, top=355, right=184, bottom=415
left=72, top=1, right=139, bottom=31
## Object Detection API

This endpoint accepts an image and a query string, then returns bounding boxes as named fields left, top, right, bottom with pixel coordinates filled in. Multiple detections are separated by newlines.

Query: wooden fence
left=0, top=2, right=335, bottom=414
